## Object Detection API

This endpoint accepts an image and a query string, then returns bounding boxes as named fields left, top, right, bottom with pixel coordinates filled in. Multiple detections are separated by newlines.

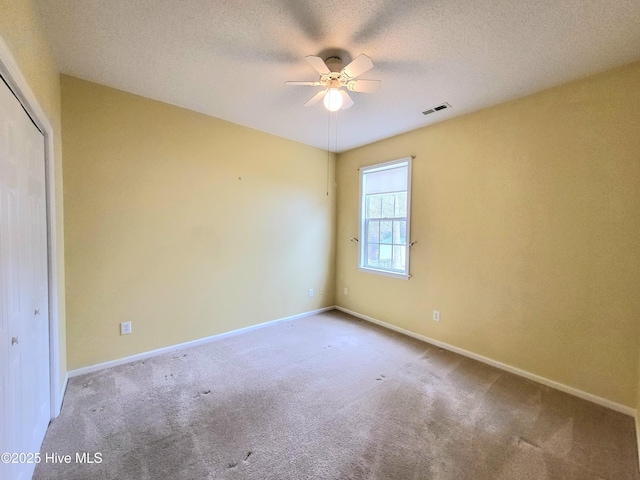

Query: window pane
left=395, top=192, right=407, bottom=217
left=367, top=220, right=380, bottom=243
left=380, top=221, right=392, bottom=244
left=393, top=221, right=406, bottom=244
left=367, top=244, right=379, bottom=266
left=381, top=195, right=395, bottom=218
left=392, top=221, right=400, bottom=244
left=379, top=245, right=392, bottom=265
left=392, top=246, right=406, bottom=270
left=367, top=195, right=381, bottom=219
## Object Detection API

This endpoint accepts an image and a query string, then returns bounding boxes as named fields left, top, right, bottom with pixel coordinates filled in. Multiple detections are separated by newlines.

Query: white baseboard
left=636, top=415, right=640, bottom=471
left=64, top=304, right=637, bottom=419
left=335, top=306, right=635, bottom=417
left=55, top=373, right=68, bottom=417
left=68, top=306, right=334, bottom=378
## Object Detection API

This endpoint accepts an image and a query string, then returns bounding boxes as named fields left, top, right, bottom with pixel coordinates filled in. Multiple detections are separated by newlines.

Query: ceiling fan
left=286, top=54, right=381, bottom=111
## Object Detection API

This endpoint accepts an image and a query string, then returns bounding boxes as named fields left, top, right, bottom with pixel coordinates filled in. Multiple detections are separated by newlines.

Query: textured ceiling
left=36, top=0, right=640, bottom=152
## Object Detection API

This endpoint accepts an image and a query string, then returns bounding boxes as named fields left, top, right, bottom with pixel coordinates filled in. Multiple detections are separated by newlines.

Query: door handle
left=11, top=336, right=19, bottom=346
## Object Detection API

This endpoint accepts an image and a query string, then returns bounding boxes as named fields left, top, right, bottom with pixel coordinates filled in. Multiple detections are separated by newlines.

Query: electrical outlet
left=433, top=311, right=440, bottom=322
left=319, top=288, right=324, bottom=296
left=344, top=287, right=348, bottom=295
left=308, top=288, right=314, bottom=298
left=120, top=321, right=132, bottom=335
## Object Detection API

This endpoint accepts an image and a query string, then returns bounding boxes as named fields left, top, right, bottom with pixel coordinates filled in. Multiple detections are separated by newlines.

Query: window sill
left=357, top=266, right=410, bottom=280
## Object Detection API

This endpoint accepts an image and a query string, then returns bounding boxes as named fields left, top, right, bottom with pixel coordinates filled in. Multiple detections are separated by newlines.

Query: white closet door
left=0, top=77, right=50, bottom=480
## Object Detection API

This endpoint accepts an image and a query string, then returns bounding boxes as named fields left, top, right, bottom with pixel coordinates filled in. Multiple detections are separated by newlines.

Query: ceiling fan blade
left=340, top=90, right=354, bottom=110
left=347, top=80, right=382, bottom=93
left=341, top=54, right=374, bottom=79
left=285, top=81, right=323, bottom=86
left=304, top=90, right=326, bottom=107
left=305, top=55, right=330, bottom=74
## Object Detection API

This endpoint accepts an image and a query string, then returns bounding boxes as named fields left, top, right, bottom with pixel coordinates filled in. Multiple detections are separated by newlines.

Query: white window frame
left=358, top=156, right=412, bottom=280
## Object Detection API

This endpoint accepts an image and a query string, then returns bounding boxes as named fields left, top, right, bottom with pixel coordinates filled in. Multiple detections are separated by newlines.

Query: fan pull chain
left=334, top=111, right=338, bottom=157
left=326, top=110, right=331, bottom=196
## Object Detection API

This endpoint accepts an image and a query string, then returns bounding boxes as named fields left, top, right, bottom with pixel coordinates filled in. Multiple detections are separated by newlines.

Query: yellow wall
left=61, top=76, right=336, bottom=369
left=2, top=0, right=638, bottom=433
left=336, top=62, right=640, bottom=408
left=0, top=0, right=67, bottom=388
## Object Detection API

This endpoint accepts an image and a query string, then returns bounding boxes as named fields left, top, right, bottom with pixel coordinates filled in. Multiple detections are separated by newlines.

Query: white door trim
left=0, top=34, right=63, bottom=418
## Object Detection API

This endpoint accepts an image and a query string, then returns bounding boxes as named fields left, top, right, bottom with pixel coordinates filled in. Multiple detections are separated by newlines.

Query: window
left=358, top=157, right=412, bottom=279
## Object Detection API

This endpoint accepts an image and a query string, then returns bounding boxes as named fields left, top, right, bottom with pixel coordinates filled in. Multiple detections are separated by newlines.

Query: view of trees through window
left=365, top=191, right=407, bottom=271
left=359, top=157, right=411, bottom=278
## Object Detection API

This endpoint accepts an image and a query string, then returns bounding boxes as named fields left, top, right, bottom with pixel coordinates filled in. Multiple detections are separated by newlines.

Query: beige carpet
left=35, top=310, right=639, bottom=479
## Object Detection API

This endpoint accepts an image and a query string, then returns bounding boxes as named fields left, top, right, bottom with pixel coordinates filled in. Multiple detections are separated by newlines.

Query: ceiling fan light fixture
left=287, top=53, right=380, bottom=111
left=324, top=88, right=343, bottom=111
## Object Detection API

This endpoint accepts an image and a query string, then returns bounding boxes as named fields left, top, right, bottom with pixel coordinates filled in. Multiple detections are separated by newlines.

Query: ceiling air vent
left=422, top=102, right=451, bottom=115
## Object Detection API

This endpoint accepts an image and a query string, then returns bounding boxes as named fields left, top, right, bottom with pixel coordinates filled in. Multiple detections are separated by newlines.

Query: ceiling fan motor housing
left=325, top=56, right=343, bottom=72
